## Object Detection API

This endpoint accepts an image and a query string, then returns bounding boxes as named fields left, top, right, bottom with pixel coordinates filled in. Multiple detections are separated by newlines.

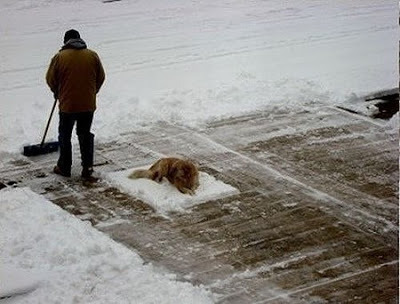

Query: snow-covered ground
left=0, top=187, right=213, bottom=303
left=0, top=0, right=397, bottom=154
left=0, top=0, right=398, bottom=303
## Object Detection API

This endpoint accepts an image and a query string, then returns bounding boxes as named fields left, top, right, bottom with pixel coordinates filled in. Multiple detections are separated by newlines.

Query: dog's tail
left=128, top=169, right=153, bottom=179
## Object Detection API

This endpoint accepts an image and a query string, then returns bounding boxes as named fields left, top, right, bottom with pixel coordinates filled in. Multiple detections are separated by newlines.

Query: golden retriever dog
left=129, top=157, right=200, bottom=195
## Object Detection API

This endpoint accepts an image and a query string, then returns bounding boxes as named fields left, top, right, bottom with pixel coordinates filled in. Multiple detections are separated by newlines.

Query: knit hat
left=63, top=29, right=80, bottom=44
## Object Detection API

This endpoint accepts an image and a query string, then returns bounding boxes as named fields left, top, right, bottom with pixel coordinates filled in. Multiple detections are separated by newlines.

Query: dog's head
left=171, top=161, right=199, bottom=190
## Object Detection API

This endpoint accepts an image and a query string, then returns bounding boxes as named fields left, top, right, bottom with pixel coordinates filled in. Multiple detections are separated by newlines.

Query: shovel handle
left=40, top=99, right=57, bottom=147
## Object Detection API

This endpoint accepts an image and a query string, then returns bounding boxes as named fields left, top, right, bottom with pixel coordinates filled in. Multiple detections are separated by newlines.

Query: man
left=46, top=29, right=105, bottom=180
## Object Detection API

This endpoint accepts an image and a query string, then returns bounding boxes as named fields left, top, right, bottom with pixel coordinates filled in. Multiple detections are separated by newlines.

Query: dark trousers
left=57, top=112, right=94, bottom=174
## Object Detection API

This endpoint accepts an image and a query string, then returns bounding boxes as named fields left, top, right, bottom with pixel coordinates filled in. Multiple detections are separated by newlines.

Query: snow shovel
left=23, top=99, right=59, bottom=156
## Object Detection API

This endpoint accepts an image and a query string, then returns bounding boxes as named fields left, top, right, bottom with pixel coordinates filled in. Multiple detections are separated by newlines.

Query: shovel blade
left=23, top=141, right=59, bottom=157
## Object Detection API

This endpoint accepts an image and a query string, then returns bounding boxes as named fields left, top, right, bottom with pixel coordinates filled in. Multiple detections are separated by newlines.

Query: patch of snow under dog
left=106, top=167, right=239, bottom=215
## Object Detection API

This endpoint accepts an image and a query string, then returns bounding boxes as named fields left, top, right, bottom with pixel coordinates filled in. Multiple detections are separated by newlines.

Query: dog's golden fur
left=129, top=157, right=200, bottom=195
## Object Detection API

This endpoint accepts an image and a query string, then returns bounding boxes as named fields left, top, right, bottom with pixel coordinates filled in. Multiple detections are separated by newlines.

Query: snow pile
left=0, top=188, right=213, bottom=304
left=106, top=167, right=239, bottom=215
left=0, top=266, right=41, bottom=299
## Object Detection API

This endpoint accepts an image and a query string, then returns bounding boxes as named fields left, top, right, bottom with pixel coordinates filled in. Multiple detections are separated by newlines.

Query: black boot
left=81, top=167, right=98, bottom=182
left=53, top=165, right=71, bottom=177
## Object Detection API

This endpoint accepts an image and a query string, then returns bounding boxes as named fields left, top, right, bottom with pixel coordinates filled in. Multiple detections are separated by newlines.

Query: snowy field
left=0, top=0, right=398, bottom=303
left=0, top=0, right=397, bottom=154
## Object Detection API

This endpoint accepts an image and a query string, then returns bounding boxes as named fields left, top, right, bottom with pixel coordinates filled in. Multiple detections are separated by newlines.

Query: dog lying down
left=129, top=157, right=200, bottom=195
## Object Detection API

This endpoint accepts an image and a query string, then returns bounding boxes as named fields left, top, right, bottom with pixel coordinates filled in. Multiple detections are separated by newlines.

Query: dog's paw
left=178, top=187, right=194, bottom=195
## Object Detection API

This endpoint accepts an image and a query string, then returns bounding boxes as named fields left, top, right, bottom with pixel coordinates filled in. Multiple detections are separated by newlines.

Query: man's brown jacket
left=46, top=39, right=105, bottom=113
